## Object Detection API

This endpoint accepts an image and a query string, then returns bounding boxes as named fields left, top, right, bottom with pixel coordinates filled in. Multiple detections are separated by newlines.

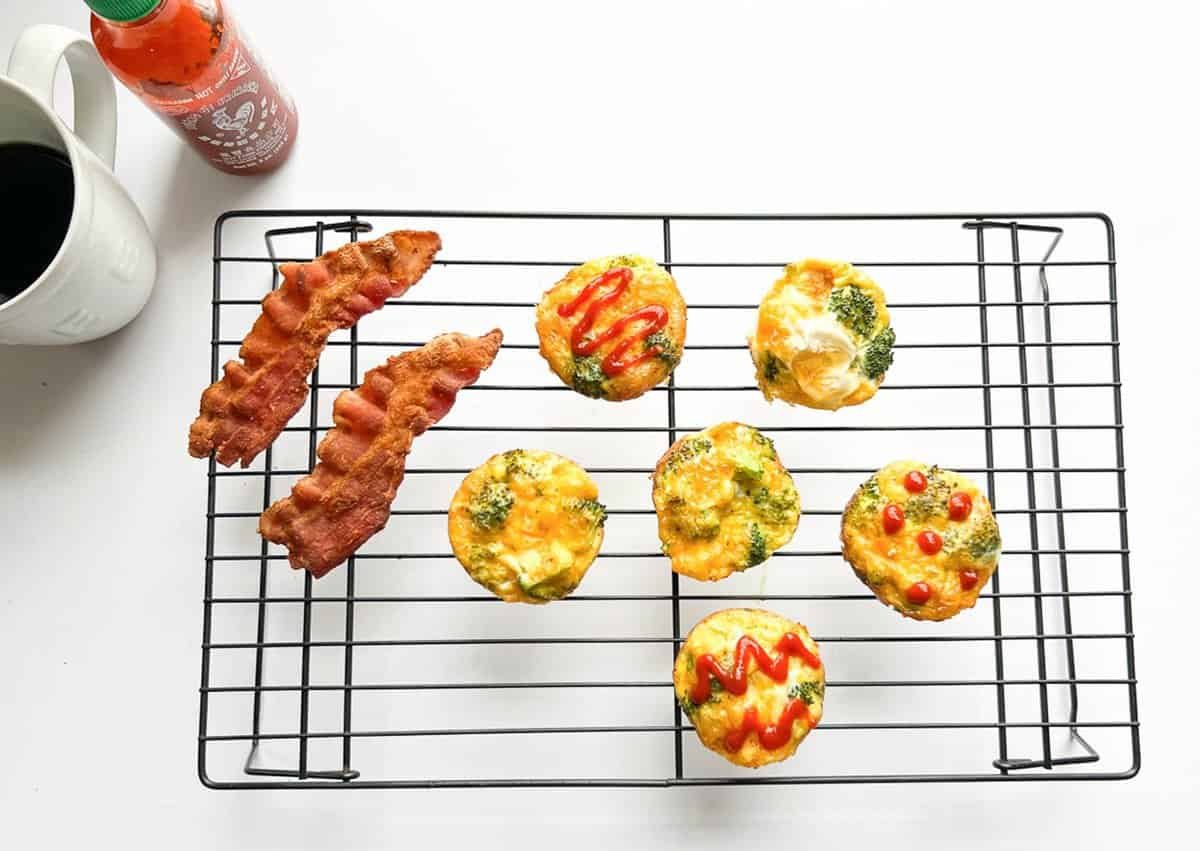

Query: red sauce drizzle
left=690, top=633, right=820, bottom=703
left=690, top=633, right=822, bottom=753
left=724, top=700, right=812, bottom=752
left=557, top=267, right=668, bottom=376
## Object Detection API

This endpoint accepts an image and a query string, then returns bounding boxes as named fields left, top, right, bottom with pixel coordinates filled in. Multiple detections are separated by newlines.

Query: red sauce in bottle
left=90, top=0, right=297, bottom=174
left=690, top=633, right=821, bottom=753
left=558, top=267, right=668, bottom=376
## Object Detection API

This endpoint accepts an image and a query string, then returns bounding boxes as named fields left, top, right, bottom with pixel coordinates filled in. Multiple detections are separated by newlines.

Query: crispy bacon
left=259, top=330, right=504, bottom=578
left=189, top=230, right=442, bottom=467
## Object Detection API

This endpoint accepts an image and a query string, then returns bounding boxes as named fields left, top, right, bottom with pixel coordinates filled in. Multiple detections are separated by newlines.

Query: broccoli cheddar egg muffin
left=653, top=422, right=800, bottom=582
left=675, top=608, right=824, bottom=768
left=749, top=258, right=895, bottom=410
left=841, top=460, right=1001, bottom=621
left=449, top=449, right=606, bottom=603
left=536, top=255, right=686, bottom=401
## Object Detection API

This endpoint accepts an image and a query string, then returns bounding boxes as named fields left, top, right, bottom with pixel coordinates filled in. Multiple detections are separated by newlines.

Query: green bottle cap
left=84, top=0, right=162, bottom=23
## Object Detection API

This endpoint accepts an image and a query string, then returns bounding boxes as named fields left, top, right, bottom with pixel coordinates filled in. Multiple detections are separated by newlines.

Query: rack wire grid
left=199, top=211, right=1138, bottom=789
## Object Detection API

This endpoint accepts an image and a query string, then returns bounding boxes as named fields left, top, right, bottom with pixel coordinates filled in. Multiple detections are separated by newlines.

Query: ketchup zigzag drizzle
left=557, top=267, right=668, bottom=376
left=725, top=701, right=811, bottom=752
left=690, top=633, right=822, bottom=753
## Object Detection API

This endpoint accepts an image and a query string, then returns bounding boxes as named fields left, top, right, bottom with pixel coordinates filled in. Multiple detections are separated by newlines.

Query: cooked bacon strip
left=189, top=230, right=442, bottom=467
left=259, top=330, right=504, bottom=578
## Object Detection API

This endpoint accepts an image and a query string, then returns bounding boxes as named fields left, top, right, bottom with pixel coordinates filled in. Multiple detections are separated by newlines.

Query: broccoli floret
left=759, top=351, right=787, bottom=383
left=644, top=331, right=681, bottom=368
left=570, top=497, right=607, bottom=529
left=675, top=507, right=721, bottom=540
left=502, top=449, right=540, bottom=479
left=572, top=355, right=607, bottom=398
left=788, top=680, right=825, bottom=705
left=731, top=428, right=778, bottom=485
left=828, top=285, right=878, bottom=338
left=859, top=326, right=896, bottom=381
left=466, top=544, right=497, bottom=568
left=520, top=567, right=579, bottom=601
left=965, top=515, right=1002, bottom=560
left=905, top=469, right=951, bottom=521
left=468, top=482, right=513, bottom=531
left=747, top=523, right=769, bottom=568
left=679, top=671, right=725, bottom=716
left=750, top=427, right=777, bottom=455
left=846, top=476, right=884, bottom=527
left=857, top=476, right=882, bottom=508
left=904, top=495, right=943, bottom=522
left=664, top=437, right=713, bottom=472
left=729, top=446, right=765, bottom=484
left=751, top=486, right=799, bottom=525
left=926, top=466, right=950, bottom=494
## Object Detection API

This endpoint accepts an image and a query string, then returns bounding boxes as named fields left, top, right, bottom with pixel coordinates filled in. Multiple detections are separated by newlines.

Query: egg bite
left=535, top=254, right=686, bottom=401
left=674, top=608, right=824, bottom=768
left=449, top=449, right=606, bottom=603
left=841, top=460, right=1001, bottom=621
left=652, top=422, right=800, bottom=582
left=749, top=258, right=895, bottom=411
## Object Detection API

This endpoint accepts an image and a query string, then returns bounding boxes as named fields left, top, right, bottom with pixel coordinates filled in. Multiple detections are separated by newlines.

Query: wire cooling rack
left=199, top=211, right=1138, bottom=788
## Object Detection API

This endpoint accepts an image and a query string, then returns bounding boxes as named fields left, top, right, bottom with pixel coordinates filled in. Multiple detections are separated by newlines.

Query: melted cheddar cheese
left=674, top=608, right=825, bottom=768
left=652, top=422, right=800, bottom=582
left=841, top=460, right=1001, bottom=621
left=449, top=450, right=605, bottom=603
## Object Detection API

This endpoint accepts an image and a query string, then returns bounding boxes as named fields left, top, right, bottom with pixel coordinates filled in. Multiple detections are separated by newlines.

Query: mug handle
left=7, top=24, right=117, bottom=169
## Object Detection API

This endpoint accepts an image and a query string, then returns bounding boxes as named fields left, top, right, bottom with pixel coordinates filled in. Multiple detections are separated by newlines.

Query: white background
left=1, top=0, right=1196, bottom=847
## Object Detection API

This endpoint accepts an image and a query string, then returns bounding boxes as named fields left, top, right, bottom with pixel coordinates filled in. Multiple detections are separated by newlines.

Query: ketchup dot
left=948, top=492, right=973, bottom=521
left=904, top=470, right=928, bottom=493
left=960, top=570, right=980, bottom=590
left=906, top=582, right=932, bottom=604
left=881, top=503, right=905, bottom=534
left=917, top=530, right=943, bottom=555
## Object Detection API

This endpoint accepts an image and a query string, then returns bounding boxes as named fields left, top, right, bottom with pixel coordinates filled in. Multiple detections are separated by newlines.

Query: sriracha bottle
left=87, top=0, right=298, bottom=174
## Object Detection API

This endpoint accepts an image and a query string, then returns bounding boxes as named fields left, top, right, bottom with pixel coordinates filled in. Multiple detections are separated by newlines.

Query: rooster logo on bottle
left=211, top=100, right=256, bottom=137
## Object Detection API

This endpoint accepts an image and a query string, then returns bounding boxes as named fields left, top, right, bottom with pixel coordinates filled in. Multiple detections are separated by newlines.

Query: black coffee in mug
left=0, top=143, right=74, bottom=306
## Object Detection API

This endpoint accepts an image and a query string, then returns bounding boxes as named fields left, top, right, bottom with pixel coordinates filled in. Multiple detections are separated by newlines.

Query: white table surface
left=1, top=0, right=1196, bottom=847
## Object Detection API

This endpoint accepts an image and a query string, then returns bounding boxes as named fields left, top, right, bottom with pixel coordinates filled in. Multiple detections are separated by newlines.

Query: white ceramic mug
left=0, top=25, right=156, bottom=346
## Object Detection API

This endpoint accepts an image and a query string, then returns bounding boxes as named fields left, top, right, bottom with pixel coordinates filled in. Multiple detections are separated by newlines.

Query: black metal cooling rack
left=199, top=211, right=1139, bottom=789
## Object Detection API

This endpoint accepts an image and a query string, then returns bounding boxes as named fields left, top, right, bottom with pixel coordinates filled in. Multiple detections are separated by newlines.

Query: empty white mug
left=0, top=24, right=157, bottom=345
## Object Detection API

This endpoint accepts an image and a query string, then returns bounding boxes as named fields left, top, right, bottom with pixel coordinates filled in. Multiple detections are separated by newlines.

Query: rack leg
left=968, top=220, right=1011, bottom=773
left=966, top=220, right=1101, bottom=772
left=239, top=219, right=367, bottom=784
